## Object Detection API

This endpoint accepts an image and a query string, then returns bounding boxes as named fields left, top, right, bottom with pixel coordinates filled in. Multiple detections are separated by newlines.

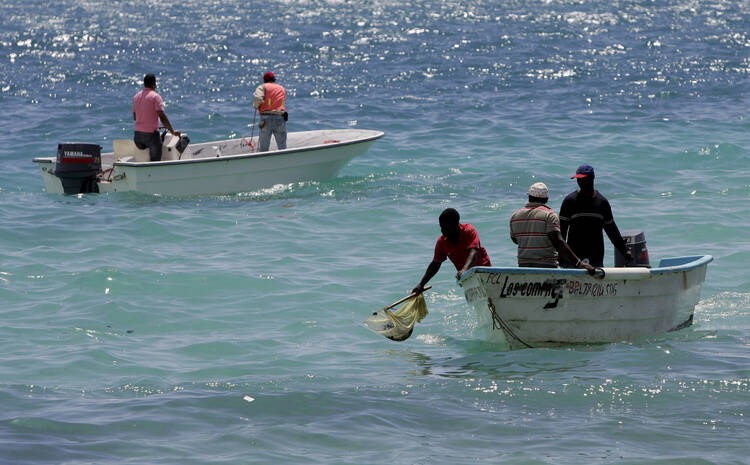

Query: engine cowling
left=54, top=143, right=102, bottom=194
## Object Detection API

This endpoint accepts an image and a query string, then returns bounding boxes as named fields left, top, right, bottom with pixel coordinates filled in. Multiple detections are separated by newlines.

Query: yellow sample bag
left=364, top=294, right=429, bottom=341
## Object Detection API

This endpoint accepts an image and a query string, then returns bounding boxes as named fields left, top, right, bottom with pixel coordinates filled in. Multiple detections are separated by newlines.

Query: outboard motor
left=176, top=133, right=190, bottom=154
left=161, top=133, right=190, bottom=160
left=54, top=143, right=102, bottom=194
left=615, top=230, right=650, bottom=268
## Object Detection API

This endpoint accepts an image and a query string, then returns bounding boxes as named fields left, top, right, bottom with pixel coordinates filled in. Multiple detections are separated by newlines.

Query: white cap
left=527, top=182, right=549, bottom=199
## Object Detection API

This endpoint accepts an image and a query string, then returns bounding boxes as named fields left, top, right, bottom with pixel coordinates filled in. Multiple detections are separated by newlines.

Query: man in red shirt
left=412, top=208, right=492, bottom=294
left=133, top=73, right=180, bottom=161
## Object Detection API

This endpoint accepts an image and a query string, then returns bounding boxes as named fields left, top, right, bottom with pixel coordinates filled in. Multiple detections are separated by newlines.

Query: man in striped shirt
left=510, top=182, right=594, bottom=273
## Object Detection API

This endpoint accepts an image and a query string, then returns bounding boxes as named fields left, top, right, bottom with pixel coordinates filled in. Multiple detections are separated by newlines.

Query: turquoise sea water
left=1, top=1, right=749, bottom=463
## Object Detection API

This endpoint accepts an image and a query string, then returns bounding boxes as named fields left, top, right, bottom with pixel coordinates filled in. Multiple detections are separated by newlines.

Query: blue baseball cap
left=572, top=164, right=595, bottom=179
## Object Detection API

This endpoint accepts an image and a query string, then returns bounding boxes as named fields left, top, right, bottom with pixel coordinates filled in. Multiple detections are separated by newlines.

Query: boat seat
left=113, top=139, right=150, bottom=162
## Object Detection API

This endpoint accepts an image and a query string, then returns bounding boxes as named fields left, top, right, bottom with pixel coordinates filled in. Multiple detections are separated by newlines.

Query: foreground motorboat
left=458, top=255, right=713, bottom=349
left=33, top=129, right=384, bottom=195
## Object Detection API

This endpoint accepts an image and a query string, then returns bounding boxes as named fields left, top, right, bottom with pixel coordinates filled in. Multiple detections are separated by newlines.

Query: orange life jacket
left=259, top=83, right=286, bottom=113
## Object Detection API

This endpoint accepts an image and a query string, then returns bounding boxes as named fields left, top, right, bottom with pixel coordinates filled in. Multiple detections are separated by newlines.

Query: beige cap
left=527, top=182, right=549, bottom=198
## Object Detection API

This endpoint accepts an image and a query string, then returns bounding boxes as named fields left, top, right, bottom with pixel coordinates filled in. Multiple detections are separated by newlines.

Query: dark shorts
left=134, top=130, right=162, bottom=162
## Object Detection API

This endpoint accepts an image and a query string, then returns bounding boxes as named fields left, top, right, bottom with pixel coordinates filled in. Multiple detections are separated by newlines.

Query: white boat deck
left=33, top=129, right=384, bottom=195
left=94, top=129, right=382, bottom=169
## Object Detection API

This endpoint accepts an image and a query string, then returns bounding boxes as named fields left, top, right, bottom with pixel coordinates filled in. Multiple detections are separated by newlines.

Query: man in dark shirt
left=559, top=164, right=633, bottom=267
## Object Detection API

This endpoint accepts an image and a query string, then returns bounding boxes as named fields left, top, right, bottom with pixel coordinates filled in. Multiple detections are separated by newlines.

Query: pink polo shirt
left=133, top=88, right=164, bottom=132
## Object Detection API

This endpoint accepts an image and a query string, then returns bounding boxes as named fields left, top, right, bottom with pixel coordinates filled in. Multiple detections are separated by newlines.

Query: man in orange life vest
left=253, top=71, right=287, bottom=152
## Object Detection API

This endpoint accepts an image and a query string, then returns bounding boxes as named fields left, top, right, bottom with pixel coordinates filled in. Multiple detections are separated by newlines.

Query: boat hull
left=34, top=129, right=383, bottom=196
left=458, top=256, right=712, bottom=348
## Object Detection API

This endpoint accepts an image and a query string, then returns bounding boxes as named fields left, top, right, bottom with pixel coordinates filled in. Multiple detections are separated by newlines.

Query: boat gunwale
left=649, top=255, right=713, bottom=274
left=32, top=129, right=385, bottom=167
left=458, top=254, right=713, bottom=283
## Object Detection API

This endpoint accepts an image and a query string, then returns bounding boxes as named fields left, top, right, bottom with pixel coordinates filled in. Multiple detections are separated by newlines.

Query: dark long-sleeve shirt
left=559, top=190, right=628, bottom=267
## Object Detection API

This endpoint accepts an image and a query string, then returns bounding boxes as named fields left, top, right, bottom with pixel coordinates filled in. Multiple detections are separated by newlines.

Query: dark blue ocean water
left=1, top=1, right=748, bottom=463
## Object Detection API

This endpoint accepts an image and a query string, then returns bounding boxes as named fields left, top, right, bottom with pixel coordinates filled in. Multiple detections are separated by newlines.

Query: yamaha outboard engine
left=54, top=143, right=102, bottom=194
left=615, top=230, right=651, bottom=268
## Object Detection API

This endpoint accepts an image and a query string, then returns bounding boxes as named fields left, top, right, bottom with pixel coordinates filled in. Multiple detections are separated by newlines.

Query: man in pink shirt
left=133, top=74, right=180, bottom=161
left=412, top=208, right=492, bottom=294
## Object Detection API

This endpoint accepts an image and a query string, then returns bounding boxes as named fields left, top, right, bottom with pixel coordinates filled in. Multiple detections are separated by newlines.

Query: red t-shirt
left=433, top=223, right=492, bottom=270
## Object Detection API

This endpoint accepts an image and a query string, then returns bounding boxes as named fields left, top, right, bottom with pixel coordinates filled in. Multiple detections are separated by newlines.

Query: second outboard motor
left=615, top=230, right=651, bottom=268
left=176, top=133, right=190, bottom=154
left=161, top=133, right=190, bottom=160
left=54, top=143, right=102, bottom=194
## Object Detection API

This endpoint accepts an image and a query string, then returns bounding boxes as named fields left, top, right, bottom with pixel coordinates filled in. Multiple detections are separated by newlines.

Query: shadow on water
left=624, top=327, right=723, bottom=347
left=380, top=326, right=730, bottom=381
left=378, top=342, right=597, bottom=381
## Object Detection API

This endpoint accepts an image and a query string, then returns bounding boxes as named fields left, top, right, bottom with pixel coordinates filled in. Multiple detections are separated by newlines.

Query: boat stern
left=34, top=158, right=65, bottom=194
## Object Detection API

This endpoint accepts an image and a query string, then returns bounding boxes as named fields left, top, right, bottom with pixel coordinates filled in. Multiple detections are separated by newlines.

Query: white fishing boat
left=458, top=255, right=713, bottom=348
left=33, top=129, right=384, bottom=196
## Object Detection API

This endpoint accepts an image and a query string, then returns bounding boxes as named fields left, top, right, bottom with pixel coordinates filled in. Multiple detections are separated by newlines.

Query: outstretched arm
left=548, top=230, right=595, bottom=274
left=413, top=261, right=442, bottom=294
left=604, top=221, right=633, bottom=264
left=157, top=110, right=180, bottom=136
left=457, top=248, right=479, bottom=279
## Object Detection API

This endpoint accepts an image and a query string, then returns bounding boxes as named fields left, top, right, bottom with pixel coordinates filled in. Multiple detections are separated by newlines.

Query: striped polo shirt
left=509, top=202, right=560, bottom=267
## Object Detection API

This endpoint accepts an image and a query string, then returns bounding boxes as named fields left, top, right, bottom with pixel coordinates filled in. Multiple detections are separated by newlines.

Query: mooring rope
left=487, top=297, right=533, bottom=348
